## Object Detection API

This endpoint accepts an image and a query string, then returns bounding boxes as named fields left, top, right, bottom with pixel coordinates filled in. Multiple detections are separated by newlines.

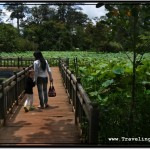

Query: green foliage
left=1, top=51, right=150, bottom=144
left=19, top=4, right=90, bottom=51
left=68, top=52, right=150, bottom=144
left=0, top=23, right=18, bottom=52
left=98, top=4, right=150, bottom=53
left=1, top=3, right=150, bottom=53
left=14, top=37, right=38, bottom=51
left=0, top=23, right=37, bottom=52
left=137, top=31, right=150, bottom=53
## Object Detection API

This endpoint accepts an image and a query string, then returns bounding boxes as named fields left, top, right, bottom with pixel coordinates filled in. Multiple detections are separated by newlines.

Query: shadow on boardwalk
left=0, top=67, right=81, bottom=146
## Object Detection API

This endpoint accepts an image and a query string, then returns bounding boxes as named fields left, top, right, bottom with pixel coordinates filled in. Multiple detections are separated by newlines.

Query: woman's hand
left=50, top=78, right=53, bottom=82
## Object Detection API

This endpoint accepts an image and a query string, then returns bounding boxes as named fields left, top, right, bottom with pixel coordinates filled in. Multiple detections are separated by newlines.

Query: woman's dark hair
left=33, top=51, right=46, bottom=71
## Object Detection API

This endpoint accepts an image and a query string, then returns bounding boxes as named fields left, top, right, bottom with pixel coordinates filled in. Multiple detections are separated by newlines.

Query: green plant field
left=1, top=51, right=150, bottom=144
left=1, top=51, right=102, bottom=58
left=1, top=51, right=150, bottom=59
left=68, top=52, right=150, bottom=144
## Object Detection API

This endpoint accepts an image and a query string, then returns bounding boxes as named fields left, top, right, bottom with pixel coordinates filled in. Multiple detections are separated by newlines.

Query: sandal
left=37, top=105, right=44, bottom=109
left=45, top=104, right=49, bottom=108
left=24, top=107, right=29, bottom=112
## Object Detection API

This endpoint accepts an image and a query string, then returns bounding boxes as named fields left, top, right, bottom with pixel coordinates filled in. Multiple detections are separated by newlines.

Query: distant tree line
left=0, top=2, right=150, bottom=52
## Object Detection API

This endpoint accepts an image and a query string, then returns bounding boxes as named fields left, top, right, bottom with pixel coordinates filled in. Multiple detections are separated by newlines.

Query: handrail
left=0, top=57, right=60, bottom=67
left=0, top=65, right=33, bottom=126
left=59, top=59, right=99, bottom=144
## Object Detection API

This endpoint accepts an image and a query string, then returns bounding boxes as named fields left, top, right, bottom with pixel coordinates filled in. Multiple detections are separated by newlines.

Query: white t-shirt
left=34, top=59, right=51, bottom=82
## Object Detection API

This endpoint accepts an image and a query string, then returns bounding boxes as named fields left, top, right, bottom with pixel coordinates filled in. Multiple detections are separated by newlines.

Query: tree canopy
left=0, top=2, right=150, bottom=52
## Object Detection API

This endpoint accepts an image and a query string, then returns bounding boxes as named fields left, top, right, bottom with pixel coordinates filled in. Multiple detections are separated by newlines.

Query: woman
left=33, top=51, right=53, bottom=109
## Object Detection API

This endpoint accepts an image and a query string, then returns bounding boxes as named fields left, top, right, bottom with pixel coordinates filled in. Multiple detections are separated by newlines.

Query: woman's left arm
left=46, top=60, right=53, bottom=82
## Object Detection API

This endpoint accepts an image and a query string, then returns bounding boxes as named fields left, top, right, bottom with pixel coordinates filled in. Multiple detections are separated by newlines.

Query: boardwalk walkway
left=0, top=67, right=81, bottom=146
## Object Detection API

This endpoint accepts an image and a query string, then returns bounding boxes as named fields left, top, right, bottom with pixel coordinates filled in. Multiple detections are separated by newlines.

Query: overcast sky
left=0, top=3, right=107, bottom=26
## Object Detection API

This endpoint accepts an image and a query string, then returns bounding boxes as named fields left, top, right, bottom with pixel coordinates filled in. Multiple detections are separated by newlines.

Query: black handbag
left=48, top=82, right=56, bottom=97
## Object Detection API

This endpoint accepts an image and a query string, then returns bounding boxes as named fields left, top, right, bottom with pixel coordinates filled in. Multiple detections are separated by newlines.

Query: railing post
left=66, top=58, right=69, bottom=67
left=75, top=77, right=81, bottom=124
left=0, top=56, right=2, bottom=67
left=18, top=57, right=20, bottom=68
left=7, top=58, right=8, bottom=68
left=75, top=57, right=78, bottom=77
left=69, top=71, right=74, bottom=103
left=74, top=57, right=78, bottom=77
left=4, top=58, right=6, bottom=67
left=23, top=67, right=26, bottom=90
left=64, top=66, right=67, bottom=89
left=14, top=71, right=18, bottom=105
left=0, top=93, right=3, bottom=126
left=66, top=66, right=69, bottom=91
left=21, top=57, right=23, bottom=67
left=58, top=57, right=61, bottom=69
left=89, top=102, right=99, bottom=144
left=1, top=82, right=6, bottom=126
left=59, top=58, right=62, bottom=74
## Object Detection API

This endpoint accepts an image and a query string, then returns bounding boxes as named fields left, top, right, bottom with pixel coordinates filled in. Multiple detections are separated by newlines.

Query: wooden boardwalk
left=0, top=67, right=81, bottom=146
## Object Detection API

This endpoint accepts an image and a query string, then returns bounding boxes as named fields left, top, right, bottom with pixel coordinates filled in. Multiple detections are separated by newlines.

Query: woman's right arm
left=33, top=61, right=38, bottom=84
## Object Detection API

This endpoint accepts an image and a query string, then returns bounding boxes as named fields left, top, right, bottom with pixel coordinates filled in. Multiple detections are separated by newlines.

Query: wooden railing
left=59, top=59, right=99, bottom=144
left=0, top=57, right=60, bottom=67
left=0, top=57, right=66, bottom=126
left=0, top=65, right=33, bottom=126
left=0, top=57, right=33, bottom=68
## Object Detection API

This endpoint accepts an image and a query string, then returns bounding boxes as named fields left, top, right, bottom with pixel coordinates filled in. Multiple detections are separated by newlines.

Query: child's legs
left=24, top=94, right=30, bottom=107
left=29, top=94, right=33, bottom=107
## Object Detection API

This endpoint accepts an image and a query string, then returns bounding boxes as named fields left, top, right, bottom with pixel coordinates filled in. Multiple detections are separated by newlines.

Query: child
left=24, top=70, right=35, bottom=112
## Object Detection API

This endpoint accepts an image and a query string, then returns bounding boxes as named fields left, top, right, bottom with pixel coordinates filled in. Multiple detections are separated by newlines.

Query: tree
left=55, top=3, right=90, bottom=49
left=0, top=23, right=18, bottom=52
left=55, top=3, right=89, bottom=28
left=0, top=9, right=3, bottom=22
left=4, top=2, right=29, bottom=33
left=23, top=4, right=56, bottom=25
left=22, top=3, right=90, bottom=51
left=96, top=2, right=150, bottom=136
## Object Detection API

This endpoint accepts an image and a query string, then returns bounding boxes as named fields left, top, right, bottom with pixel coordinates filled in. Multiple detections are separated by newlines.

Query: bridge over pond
left=0, top=58, right=99, bottom=146
left=0, top=67, right=81, bottom=146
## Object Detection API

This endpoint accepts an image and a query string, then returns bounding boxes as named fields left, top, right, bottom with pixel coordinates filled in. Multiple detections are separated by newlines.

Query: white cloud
left=2, top=8, right=13, bottom=24
left=80, top=5, right=107, bottom=19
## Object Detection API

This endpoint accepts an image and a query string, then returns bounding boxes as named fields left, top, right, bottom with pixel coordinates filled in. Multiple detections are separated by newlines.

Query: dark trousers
left=37, top=77, right=48, bottom=107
